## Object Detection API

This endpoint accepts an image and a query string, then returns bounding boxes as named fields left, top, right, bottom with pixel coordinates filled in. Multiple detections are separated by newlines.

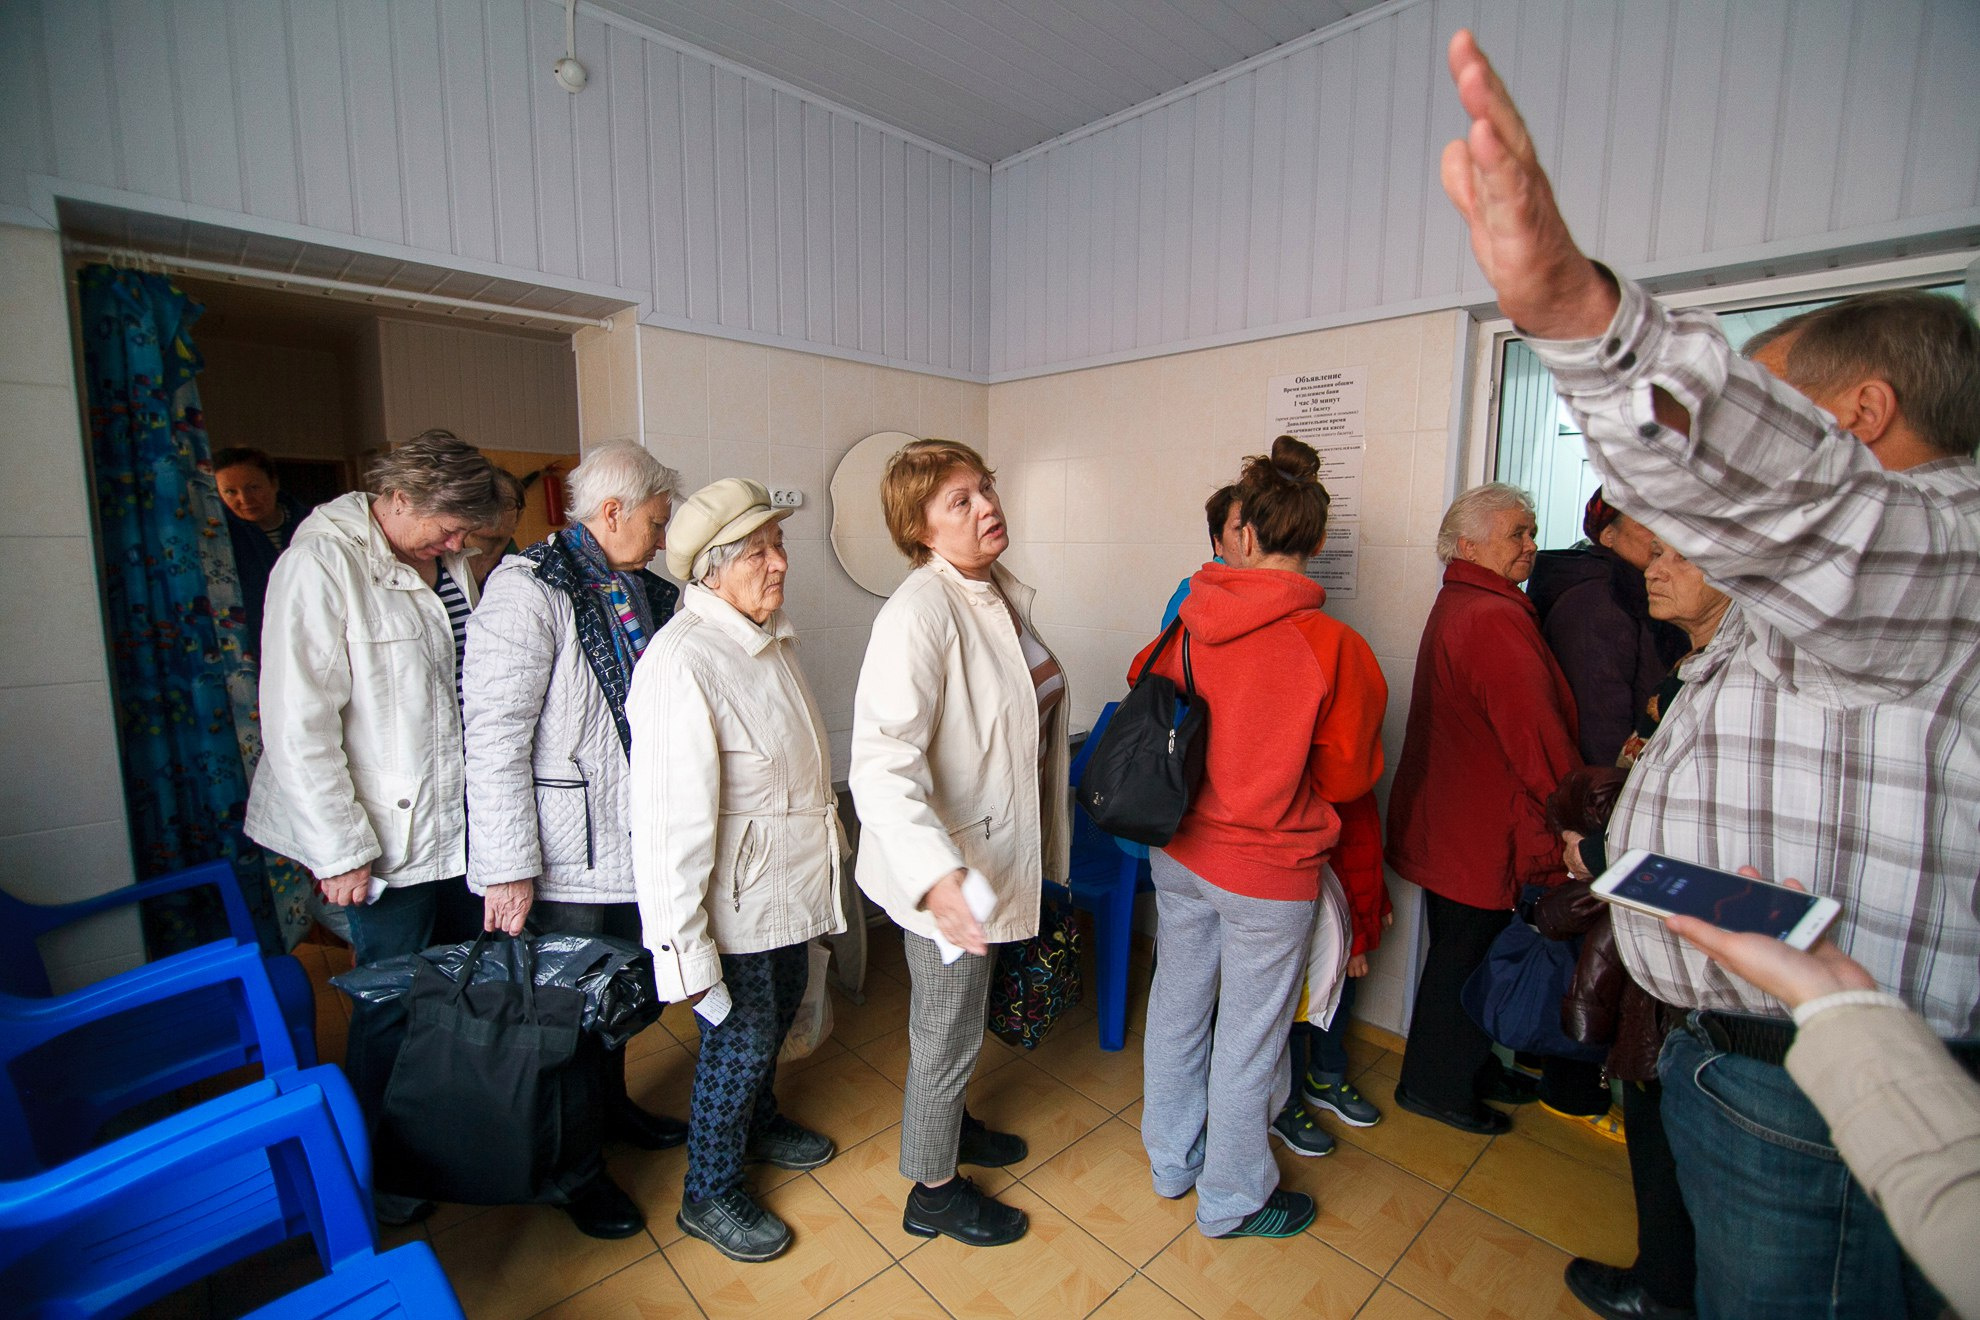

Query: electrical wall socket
left=770, top=488, right=804, bottom=508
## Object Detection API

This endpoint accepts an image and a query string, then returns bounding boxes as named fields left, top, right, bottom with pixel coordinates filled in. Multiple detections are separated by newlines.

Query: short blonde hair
left=880, top=439, right=995, bottom=566
left=1435, top=482, right=1534, bottom=565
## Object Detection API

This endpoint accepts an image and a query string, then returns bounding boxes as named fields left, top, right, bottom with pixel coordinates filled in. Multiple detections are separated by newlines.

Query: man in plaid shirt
left=1440, top=30, right=1980, bottom=1320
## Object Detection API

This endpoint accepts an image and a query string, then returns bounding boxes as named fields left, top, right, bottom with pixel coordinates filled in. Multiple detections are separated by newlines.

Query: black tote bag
left=375, top=932, right=603, bottom=1206
left=1076, top=618, right=1209, bottom=846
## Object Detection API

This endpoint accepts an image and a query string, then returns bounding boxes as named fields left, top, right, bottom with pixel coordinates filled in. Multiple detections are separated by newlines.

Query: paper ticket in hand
left=933, top=869, right=997, bottom=965
left=695, top=980, right=734, bottom=1027
left=365, top=876, right=389, bottom=905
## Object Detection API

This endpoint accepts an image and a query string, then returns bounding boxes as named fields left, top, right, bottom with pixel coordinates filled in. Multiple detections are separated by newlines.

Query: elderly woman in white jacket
left=245, top=431, right=507, bottom=1223
left=461, top=440, right=687, bottom=1241
left=850, top=438, right=1071, bottom=1249
left=628, top=478, right=846, bottom=1265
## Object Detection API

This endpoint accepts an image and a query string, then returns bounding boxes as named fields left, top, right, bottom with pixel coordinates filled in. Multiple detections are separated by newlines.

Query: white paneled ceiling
left=587, top=0, right=1386, bottom=163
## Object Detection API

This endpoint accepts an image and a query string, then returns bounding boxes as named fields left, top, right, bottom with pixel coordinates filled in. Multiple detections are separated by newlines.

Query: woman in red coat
left=1386, top=482, right=1588, bottom=1134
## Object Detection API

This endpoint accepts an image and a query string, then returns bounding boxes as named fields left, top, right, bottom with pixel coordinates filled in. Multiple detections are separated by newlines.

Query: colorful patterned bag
left=987, top=900, right=1085, bottom=1049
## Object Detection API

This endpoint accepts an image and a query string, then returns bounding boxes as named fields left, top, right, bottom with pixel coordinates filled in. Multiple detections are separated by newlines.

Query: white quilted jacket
left=463, top=555, right=641, bottom=902
left=245, top=492, right=481, bottom=886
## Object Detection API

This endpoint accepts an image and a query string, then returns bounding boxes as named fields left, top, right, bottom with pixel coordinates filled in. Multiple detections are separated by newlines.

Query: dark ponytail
left=1236, top=435, right=1330, bottom=558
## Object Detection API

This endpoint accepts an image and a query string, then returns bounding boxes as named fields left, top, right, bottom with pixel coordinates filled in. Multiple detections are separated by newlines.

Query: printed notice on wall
left=1267, top=368, right=1366, bottom=599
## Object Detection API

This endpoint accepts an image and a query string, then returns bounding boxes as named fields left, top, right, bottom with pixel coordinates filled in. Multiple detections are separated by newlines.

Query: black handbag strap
left=1133, top=617, right=1198, bottom=703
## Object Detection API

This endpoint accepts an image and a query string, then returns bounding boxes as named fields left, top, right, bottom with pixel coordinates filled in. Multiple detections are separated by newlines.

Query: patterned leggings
left=684, top=941, right=810, bottom=1203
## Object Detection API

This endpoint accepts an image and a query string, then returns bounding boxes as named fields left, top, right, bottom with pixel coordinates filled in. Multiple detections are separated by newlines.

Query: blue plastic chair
left=0, top=940, right=306, bottom=1176
left=1050, top=700, right=1154, bottom=1052
left=0, top=1064, right=378, bottom=1318
left=247, top=1241, right=465, bottom=1320
left=0, top=858, right=316, bottom=1073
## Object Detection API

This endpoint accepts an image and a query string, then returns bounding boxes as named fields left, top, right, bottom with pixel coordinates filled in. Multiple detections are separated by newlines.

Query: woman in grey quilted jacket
left=461, top=440, right=686, bottom=1241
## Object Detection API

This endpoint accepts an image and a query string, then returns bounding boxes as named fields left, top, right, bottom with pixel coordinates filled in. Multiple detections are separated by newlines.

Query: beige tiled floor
left=287, top=932, right=1635, bottom=1320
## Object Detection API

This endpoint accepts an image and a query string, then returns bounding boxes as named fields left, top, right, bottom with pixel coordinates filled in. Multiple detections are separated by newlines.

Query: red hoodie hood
left=1176, top=563, right=1325, bottom=644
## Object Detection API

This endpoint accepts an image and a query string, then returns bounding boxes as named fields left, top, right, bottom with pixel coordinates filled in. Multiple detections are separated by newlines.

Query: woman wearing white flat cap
left=628, top=476, right=847, bottom=1265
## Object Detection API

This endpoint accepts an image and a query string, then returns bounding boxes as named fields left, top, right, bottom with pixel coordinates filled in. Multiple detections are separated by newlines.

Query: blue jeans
left=1660, top=1017, right=1944, bottom=1319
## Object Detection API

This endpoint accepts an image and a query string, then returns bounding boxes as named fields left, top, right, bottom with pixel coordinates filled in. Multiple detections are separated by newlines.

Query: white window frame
left=1456, top=252, right=1977, bottom=494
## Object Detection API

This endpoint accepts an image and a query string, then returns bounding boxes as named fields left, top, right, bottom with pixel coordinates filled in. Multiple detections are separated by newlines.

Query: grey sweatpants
left=1143, top=849, right=1316, bottom=1236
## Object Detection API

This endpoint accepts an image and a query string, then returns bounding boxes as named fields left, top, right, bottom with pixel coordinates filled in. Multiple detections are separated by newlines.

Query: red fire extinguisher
left=542, top=467, right=567, bottom=527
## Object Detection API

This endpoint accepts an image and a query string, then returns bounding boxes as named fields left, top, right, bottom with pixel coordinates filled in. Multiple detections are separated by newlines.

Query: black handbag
left=1076, top=618, right=1209, bottom=846
left=373, top=932, right=604, bottom=1205
left=986, top=898, right=1085, bottom=1050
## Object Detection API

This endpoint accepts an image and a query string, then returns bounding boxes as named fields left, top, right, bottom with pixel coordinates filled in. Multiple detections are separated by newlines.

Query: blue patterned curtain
left=78, top=264, right=310, bottom=953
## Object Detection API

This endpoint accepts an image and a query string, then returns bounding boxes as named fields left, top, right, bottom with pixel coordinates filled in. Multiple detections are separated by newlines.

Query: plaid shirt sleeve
left=1527, top=273, right=1980, bottom=701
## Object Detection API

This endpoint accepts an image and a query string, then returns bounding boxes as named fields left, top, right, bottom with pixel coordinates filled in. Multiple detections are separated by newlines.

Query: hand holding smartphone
left=1592, top=849, right=1841, bottom=950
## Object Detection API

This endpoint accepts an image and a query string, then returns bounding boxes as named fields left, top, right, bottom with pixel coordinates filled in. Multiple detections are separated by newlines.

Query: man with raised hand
left=1438, top=29, right=1980, bottom=1320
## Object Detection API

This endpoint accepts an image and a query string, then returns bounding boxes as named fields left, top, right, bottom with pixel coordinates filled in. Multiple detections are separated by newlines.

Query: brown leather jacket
left=1532, top=880, right=1667, bottom=1082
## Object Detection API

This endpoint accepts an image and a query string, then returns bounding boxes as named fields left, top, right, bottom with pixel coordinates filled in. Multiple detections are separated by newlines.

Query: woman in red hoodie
left=1130, top=436, right=1387, bottom=1240
left=1385, top=482, right=1585, bottom=1135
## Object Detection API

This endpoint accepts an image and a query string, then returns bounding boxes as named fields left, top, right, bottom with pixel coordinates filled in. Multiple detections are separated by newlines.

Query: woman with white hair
left=628, top=478, right=845, bottom=1264
left=1385, top=482, right=1582, bottom=1134
left=462, top=439, right=686, bottom=1240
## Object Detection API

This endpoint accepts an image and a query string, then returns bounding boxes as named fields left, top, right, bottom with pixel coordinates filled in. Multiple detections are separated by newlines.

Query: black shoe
left=1480, top=1064, right=1542, bottom=1106
left=1269, top=1102, right=1337, bottom=1157
left=1393, top=1083, right=1512, bottom=1135
left=611, top=1104, right=690, bottom=1150
left=677, top=1188, right=793, bottom=1263
left=373, top=1194, right=436, bottom=1228
left=745, top=1115, right=836, bottom=1170
left=563, top=1174, right=647, bottom=1240
left=1214, top=1188, right=1317, bottom=1239
left=902, top=1177, right=1028, bottom=1247
left=957, top=1111, right=1027, bottom=1168
left=1563, top=1258, right=1696, bottom=1320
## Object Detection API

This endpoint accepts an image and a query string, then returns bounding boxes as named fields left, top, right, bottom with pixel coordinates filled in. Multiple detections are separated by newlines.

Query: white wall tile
left=0, top=537, right=111, bottom=689
left=707, top=340, right=774, bottom=443
left=0, top=381, right=91, bottom=534
left=641, top=328, right=710, bottom=438
left=1356, top=434, right=1415, bottom=549
left=0, top=228, right=74, bottom=387
left=45, top=943, right=148, bottom=996
left=0, top=682, right=126, bottom=830
left=707, top=437, right=770, bottom=486
left=0, top=820, right=137, bottom=905
left=767, top=350, right=823, bottom=444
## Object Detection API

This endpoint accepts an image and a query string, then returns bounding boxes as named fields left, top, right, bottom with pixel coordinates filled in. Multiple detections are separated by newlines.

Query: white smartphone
left=1592, top=848, right=1841, bottom=951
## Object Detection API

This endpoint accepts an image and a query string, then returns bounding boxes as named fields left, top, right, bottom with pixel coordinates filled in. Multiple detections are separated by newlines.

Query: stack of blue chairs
left=0, top=864, right=465, bottom=1318
left=1049, top=700, right=1155, bottom=1052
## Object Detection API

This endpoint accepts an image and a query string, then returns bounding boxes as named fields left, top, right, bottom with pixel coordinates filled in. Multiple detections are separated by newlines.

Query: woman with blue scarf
left=462, top=440, right=686, bottom=1240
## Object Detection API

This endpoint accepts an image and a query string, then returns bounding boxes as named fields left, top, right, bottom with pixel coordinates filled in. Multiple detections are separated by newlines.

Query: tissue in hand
left=933, top=869, right=997, bottom=964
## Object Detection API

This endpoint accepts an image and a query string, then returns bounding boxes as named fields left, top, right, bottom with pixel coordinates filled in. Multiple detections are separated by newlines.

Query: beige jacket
left=1786, top=999, right=1980, bottom=1319
left=246, top=492, right=480, bottom=885
left=627, top=585, right=846, bottom=1001
left=849, top=555, right=1071, bottom=946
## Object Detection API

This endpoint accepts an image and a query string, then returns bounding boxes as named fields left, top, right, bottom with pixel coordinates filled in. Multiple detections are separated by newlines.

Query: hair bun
left=1268, top=434, right=1321, bottom=483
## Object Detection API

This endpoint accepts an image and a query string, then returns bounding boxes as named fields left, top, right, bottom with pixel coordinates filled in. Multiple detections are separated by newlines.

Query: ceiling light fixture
left=553, top=0, right=587, bottom=93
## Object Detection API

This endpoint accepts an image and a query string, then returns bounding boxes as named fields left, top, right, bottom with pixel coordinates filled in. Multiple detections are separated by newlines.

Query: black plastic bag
left=333, top=930, right=662, bottom=1050
left=370, top=932, right=600, bottom=1205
